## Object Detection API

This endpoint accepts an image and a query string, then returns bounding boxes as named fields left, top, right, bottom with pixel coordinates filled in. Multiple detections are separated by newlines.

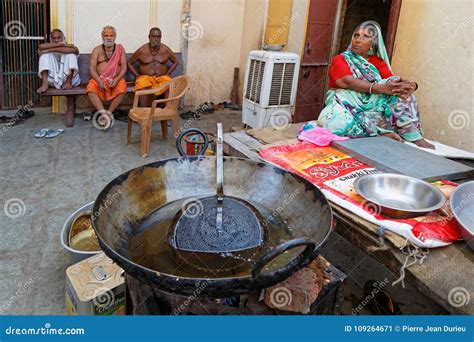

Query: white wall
left=286, top=0, right=308, bottom=55
left=392, top=0, right=473, bottom=151
left=237, top=0, right=267, bottom=100
left=156, top=0, right=182, bottom=52
left=56, top=0, right=181, bottom=55
left=54, top=0, right=308, bottom=108
left=72, top=0, right=154, bottom=54
left=184, top=0, right=246, bottom=106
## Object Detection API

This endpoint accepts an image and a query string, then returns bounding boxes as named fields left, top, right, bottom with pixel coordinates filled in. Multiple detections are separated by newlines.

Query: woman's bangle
left=369, top=82, right=375, bottom=94
left=413, top=82, right=418, bottom=91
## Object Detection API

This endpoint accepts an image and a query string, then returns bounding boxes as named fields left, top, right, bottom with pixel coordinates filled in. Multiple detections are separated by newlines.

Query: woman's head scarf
left=348, top=20, right=391, bottom=71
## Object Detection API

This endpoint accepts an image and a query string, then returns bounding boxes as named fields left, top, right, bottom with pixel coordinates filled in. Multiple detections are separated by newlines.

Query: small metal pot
left=61, top=202, right=101, bottom=264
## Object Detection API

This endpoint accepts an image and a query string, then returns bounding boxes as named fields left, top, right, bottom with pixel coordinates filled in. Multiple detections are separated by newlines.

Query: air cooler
left=242, top=50, right=300, bottom=129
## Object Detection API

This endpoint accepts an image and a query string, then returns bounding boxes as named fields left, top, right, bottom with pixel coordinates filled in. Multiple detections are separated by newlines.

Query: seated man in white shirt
left=37, top=29, right=80, bottom=93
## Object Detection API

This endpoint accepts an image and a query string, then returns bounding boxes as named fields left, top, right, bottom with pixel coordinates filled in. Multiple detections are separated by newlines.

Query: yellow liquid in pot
left=127, top=197, right=300, bottom=279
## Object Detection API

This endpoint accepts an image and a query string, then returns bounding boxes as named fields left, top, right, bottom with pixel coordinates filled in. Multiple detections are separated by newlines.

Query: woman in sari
left=318, top=20, right=434, bottom=149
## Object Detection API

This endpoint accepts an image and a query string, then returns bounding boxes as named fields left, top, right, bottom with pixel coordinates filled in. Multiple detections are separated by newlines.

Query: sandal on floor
left=34, top=129, right=49, bottom=138
left=45, top=129, right=64, bottom=139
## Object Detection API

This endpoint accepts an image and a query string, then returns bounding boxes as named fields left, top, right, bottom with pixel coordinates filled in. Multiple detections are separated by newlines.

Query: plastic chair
left=127, top=75, right=191, bottom=157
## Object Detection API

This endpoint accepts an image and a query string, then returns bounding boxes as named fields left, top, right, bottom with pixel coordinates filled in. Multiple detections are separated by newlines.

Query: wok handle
left=176, top=128, right=209, bottom=156
left=251, top=237, right=316, bottom=281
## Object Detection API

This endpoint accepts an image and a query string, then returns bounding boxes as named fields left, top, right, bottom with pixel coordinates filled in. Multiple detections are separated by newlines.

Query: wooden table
left=223, top=127, right=474, bottom=315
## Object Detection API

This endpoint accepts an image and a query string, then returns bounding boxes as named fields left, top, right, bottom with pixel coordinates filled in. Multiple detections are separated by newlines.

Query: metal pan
left=450, top=181, right=474, bottom=250
left=92, top=155, right=333, bottom=298
left=354, top=173, right=446, bottom=219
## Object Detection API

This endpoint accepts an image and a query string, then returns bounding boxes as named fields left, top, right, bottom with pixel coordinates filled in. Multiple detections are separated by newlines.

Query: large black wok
left=92, top=131, right=332, bottom=298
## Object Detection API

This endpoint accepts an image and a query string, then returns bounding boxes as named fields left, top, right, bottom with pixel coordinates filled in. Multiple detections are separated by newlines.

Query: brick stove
left=125, top=256, right=346, bottom=315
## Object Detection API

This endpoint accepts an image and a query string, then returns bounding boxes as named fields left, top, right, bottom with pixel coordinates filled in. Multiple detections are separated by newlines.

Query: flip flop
left=45, top=128, right=64, bottom=139
left=23, top=110, right=35, bottom=119
left=34, top=129, right=49, bottom=138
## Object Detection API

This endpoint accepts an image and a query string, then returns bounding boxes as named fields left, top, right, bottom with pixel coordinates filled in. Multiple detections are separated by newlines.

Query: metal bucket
left=61, top=202, right=101, bottom=264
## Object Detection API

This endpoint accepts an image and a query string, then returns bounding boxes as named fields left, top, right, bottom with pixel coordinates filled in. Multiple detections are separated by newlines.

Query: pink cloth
left=100, top=44, right=124, bottom=83
left=298, top=127, right=349, bottom=146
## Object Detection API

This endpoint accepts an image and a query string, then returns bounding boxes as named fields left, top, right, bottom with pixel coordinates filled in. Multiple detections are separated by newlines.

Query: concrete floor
left=0, top=108, right=446, bottom=315
left=0, top=108, right=241, bottom=315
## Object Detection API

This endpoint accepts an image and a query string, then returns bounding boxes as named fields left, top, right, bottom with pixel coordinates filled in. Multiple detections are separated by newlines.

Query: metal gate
left=0, top=0, right=49, bottom=109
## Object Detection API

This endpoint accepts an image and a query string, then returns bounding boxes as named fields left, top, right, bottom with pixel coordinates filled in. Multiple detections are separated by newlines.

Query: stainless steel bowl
left=262, top=44, right=285, bottom=51
left=450, top=181, right=474, bottom=250
left=354, top=173, right=446, bottom=219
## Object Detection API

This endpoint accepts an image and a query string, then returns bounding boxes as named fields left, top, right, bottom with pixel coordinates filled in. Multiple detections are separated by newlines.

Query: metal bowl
left=450, top=181, right=474, bottom=250
left=262, top=44, right=285, bottom=51
left=354, top=173, right=446, bottom=219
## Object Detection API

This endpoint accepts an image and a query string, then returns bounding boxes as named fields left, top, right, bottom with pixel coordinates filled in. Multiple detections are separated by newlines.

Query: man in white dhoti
left=37, top=29, right=81, bottom=93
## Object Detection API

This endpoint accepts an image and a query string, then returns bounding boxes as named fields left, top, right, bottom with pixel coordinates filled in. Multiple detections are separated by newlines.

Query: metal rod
left=215, top=123, right=224, bottom=233
left=216, top=123, right=224, bottom=196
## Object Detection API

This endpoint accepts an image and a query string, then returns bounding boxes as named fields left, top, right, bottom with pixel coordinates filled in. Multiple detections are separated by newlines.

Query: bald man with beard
left=128, top=27, right=179, bottom=107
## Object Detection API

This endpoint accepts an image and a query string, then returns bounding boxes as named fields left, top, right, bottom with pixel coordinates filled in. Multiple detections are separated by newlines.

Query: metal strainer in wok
left=167, top=124, right=267, bottom=273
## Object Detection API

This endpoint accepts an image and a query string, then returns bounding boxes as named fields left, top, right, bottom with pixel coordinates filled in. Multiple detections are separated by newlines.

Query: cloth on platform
left=319, top=21, right=424, bottom=142
left=99, top=44, right=125, bottom=83
left=298, top=126, right=349, bottom=147
left=259, top=141, right=462, bottom=248
left=86, top=44, right=126, bottom=101
left=85, top=78, right=126, bottom=101
left=133, top=75, right=171, bottom=95
left=38, top=52, right=80, bottom=89
left=405, top=139, right=474, bottom=160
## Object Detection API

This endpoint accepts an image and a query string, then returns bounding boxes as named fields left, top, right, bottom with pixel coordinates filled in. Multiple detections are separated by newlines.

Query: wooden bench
left=41, top=52, right=183, bottom=127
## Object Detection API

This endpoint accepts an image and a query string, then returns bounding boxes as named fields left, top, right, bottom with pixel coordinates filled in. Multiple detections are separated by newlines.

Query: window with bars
left=0, top=0, right=49, bottom=109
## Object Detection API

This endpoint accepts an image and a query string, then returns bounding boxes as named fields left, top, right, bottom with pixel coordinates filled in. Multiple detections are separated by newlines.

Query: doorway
left=293, top=0, right=401, bottom=123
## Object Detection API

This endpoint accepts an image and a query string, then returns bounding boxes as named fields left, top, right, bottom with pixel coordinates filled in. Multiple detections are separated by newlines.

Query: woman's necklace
left=149, top=43, right=161, bottom=56
left=102, top=44, right=116, bottom=61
